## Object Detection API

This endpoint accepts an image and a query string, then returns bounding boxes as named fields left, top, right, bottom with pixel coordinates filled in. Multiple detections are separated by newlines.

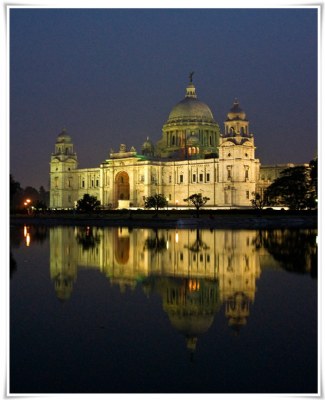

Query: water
left=10, top=225, right=318, bottom=394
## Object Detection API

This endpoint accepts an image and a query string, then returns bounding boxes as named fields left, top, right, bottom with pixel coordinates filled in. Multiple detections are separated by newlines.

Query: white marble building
left=50, top=79, right=261, bottom=209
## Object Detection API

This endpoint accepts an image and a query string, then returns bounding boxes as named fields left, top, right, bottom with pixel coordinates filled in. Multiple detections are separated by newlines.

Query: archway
left=114, top=171, right=130, bottom=206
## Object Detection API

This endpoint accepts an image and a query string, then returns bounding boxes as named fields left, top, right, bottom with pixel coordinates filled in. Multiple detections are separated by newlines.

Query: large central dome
left=155, top=78, right=221, bottom=159
left=166, top=82, right=215, bottom=124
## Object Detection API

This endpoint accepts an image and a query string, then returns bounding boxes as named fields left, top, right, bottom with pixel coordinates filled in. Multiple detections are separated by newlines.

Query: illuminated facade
left=50, top=79, right=261, bottom=209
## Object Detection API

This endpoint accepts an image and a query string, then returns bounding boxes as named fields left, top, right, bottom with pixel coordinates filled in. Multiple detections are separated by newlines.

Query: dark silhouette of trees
left=264, top=163, right=317, bottom=210
left=183, top=193, right=210, bottom=217
left=251, top=192, right=266, bottom=210
left=76, top=194, right=100, bottom=213
left=144, top=194, right=168, bottom=215
left=10, top=175, right=50, bottom=213
left=10, top=175, right=22, bottom=212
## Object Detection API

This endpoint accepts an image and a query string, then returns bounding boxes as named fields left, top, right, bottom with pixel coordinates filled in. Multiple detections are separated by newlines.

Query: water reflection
left=12, top=226, right=317, bottom=347
left=257, top=230, right=317, bottom=278
left=10, top=225, right=318, bottom=393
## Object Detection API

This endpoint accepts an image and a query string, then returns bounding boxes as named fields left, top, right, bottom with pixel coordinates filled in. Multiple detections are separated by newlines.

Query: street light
left=24, top=199, right=32, bottom=214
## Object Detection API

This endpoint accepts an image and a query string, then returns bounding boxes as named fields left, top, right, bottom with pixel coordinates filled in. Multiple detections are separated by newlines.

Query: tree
left=144, top=194, right=168, bottom=215
left=76, top=194, right=100, bottom=213
left=183, top=193, right=210, bottom=217
left=264, top=165, right=315, bottom=210
left=251, top=192, right=266, bottom=210
left=10, top=175, right=22, bottom=212
left=34, top=200, right=47, bottom=212
left=39, top=185, right=49, bottom=207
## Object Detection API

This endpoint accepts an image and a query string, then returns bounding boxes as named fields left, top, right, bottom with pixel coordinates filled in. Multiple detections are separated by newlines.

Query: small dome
left=227, top=99, right=246, bottom=121
left=141, top=136, right=154, bottom=156
left=56, top=129, right=72, bottom=143
left=142, top=137, right=154, bottom=150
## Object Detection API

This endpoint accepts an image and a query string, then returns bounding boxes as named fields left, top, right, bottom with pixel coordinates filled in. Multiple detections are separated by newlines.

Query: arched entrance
left=114, top=171, right=130, bottom=207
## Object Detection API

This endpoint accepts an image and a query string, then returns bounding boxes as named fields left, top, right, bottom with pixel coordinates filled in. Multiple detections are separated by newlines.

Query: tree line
left=10, top=175, right=49, bottom=213
left=252, top=158, right=317, bottom=210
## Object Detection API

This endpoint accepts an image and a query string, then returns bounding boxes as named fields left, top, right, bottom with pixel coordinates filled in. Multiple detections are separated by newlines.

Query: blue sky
left=9, top=7, right=318, bottom=189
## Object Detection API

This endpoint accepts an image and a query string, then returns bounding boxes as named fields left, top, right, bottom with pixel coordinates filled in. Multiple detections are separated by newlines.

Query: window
left=199, top=173, right=203, bottom=182
left=245, top=169, right=249, bottom=179
left=82, top=180, right=85, bottom=188
left=96, top=179, right=99, bottom=187
left=206, top=173, right=210, bottom=182
left=91, top=180, right=94, bottom=187
left=246, top=191, right=249, bottom=199
left=209, top=136, right=212, bottom=145
left=169, top=175, right=172, bottom=183
left=169, top=194, right=172, bottom=201
left=227, top=168, right=232, bottom=180
left=179, top=174, right=183, bottom=183
left=192, top=174, right=196, bottom=182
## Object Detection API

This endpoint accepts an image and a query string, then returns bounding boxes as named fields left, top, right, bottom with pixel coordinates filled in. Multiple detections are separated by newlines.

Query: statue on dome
left=189, top=71, right=195, bottom=82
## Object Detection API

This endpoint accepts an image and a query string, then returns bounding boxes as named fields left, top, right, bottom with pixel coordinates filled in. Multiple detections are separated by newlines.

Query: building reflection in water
left=49, top=226, right=266, bottom=347
left=13, top=225, right=317, bottom=349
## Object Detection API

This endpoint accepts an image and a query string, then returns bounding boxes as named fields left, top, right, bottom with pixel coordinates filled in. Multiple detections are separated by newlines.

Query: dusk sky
left=9, top=6, right=318, bottom=190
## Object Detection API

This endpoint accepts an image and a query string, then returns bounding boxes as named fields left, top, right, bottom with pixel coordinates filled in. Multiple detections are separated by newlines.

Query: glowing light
left=23, top=225, right=27, bottom=237
left=188, top=279, right=200, bottom=291
left=175, top=232, right=179, bottom=243
left=166, top=240, right=169, bottom=250
left=26, top=233, right=31, bottom=247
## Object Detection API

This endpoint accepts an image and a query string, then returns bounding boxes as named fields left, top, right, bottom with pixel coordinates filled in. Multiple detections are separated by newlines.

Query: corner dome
left=166, top=82, right=215, bottom=124
left=56, top=129, right=72, bottom=144
left=227, top=99, right=246, bottom=121
left=142, top=137, right=154, bottom=150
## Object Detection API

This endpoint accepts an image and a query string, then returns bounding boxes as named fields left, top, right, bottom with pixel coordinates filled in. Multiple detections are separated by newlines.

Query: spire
left=186, top=72, right=197, bottom=98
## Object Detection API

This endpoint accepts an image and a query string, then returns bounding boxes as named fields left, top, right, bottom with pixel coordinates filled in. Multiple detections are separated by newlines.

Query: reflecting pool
left=10, top=226, right=318, bottom=394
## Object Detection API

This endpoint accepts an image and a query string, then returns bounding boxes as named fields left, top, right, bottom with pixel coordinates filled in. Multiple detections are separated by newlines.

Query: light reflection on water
left=10, top=226, right=318, bottom=394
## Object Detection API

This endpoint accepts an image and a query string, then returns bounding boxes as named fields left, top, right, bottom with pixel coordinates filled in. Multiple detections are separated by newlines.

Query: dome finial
left=186, top=72, right=197, bottom=98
